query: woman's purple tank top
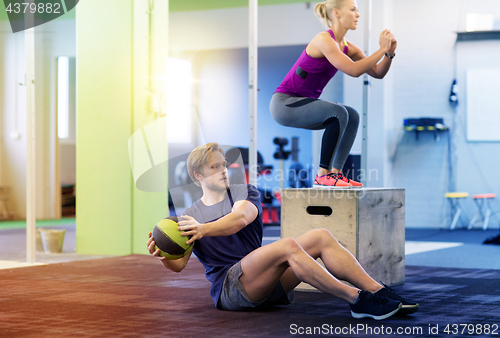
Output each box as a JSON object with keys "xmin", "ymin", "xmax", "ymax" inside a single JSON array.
[{"xmin": 275, "ymin": 30, "xmax": 348, "ymax": 99}]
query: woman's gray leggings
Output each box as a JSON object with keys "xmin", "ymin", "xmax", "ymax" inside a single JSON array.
[{"xmin": 270, "ymin": 92, "xmax": 359, "ymax": 170}]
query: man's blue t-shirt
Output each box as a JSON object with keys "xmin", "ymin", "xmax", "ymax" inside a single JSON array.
[{"xmin": 182, "ymin": 184, "xmax": 263, "ymax": 307}]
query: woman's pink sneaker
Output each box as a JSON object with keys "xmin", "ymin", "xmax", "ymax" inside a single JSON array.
[
  {"xmin": 313, "ymin": 173, "xmax": 352, "ymax": 189},
  {"xmin": 337, "ymin": 173, "xmax": 363, "ymax": 188}
]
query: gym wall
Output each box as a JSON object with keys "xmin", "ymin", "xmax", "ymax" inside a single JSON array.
[{"xmin": 390, "ymin": 0, "xmax": 500, "ymax": 228}]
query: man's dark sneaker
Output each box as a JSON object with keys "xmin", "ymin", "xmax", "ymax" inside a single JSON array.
[
  {"xmin": 375, "ymin": 283, "xmax": 419, "ymax": 315},
  {"xmin": 349, "ymin": 290, "xmax": 402, "ymax": 320}
]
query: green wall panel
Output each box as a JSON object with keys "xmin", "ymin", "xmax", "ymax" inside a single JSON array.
[
  {"xmin": 76, "ymin": 0, "xmax": 134, "ymax": 255},
  {"xmin": 76, "ymin": 0, "xmax": 169, "ymax": 256}
]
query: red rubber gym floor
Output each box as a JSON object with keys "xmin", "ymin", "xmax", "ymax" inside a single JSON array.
[{"xmin": 2, "ymin": 255, "xmax": 500, "ymax": 337}]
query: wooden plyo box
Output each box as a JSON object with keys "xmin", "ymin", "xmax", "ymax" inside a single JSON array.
[{"xmin": 281, "ymin": 188, "xmax": 405, "ymax": 291}]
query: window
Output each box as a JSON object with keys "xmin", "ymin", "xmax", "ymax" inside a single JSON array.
[
  {"xmin": 57, "ymin": 56, "xmax": 69, "ymax": 139},
  {"xmin": 166, "ymin": 58, "xmax": 192, "ymax": 145}
]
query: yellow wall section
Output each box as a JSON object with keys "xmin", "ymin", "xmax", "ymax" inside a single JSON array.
[{"xmin": 76, "ymin": 0, "xmax": 169, "ymax": 255}]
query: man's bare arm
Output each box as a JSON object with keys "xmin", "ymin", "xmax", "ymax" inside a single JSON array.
[{"xmin": 178, "ymin": 200, "xmax": 259, "ymax": 245}]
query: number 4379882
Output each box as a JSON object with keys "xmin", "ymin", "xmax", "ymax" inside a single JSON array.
[
  {"xmin": 444, "ymin": 324, "xmax": 498, "ymax": 335},
  {"xmin": 5, "ymin": 2, "xmax": 61, "ymax": 14}
]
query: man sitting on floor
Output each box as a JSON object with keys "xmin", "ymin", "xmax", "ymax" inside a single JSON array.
[{"xmin": 147, "ymin": 142, "xmax": 418, "ymax": 320}]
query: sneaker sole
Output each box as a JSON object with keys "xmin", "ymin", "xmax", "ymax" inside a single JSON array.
[
  {"xmin": 398, "ymin": 303, "xmax": 419, "ymax": 315},
  {"xmin": 313, "ymin": 184, "xmax": 352, "ymax": 189},
  {"xmin": 351, "ymin": 303, "xmax": 402, "ymax": 320}
]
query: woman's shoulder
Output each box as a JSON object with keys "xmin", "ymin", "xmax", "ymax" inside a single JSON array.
[
  {"xmin": 314, "ymin": 30, "xmax": 335, "ymax": 42},
  {"xmin": 308, "ymin": 31, "xmax": 339, "ymax": 57},
  {"xmin": 312, "ymin": 30, "xmax": 343, "ymax": 49}
]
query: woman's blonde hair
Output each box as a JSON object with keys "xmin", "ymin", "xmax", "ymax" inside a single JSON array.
[
  {"xmin": 187, "ymin": 142, "xmax": 225, "ymax": 186},
  {"xmin": 314, "ymin": 0, "xmax": 347, "ymax": 28}
]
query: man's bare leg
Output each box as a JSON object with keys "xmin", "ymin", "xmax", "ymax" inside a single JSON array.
[
  {"xmin": 239, "ymin": 237, "xmax": 360, "ymax": 304},
  {"xmin": 279, "ymin": 228, "xmax": 382, "ymax": 294}
]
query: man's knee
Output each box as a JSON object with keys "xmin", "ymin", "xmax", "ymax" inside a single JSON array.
[
  {"xmin": 278, "ymin": 237, "xmax": 303, "ymax": 255},
  {"xmin": 308, "ymin": 228, "xmax": 340, "ymax": 246}
]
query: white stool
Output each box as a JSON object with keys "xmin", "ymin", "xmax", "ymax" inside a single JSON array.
[{"xmin": 468, "ymin": 194, "xmax": 498, "ymax": 230}]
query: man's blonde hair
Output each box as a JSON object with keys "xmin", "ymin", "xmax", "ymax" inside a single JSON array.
[{"xmin": 187, "ymin": 142, "xmax": 225, "ymax": 187}]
